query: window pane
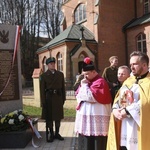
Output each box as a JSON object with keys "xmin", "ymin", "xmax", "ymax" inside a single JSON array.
[
  {"xmin": 74, "ymin": 4, "xmax": 86, "ymax": 23},
  {"xmin": 137, "ymin": 33, "xmax": 146, "ymax": 53},
  {"xmin": 57, "ymin": 53, "xmax": 63, "ymax": 71},
  {"xmin": 142, "ymin": 33, "xmax": 146, "ymax": 39},
  {"xmin": 75, "ymin": 11, "xmax": 78, "ymax": 23},
  {"xmin": 79, "ymin": 5, "xmax": 82, "ymax": 20},
  {"xmin": 83, "ymin": 5, "xmax": 86, "ymax": 19},
  {"xmin": 138, "ymin": 35, "xmax": 141, "ymax": 40},
  {"xmin": 144, "ymin": 0, "xmax": 149, "ymax": 14},
  {"xmin": 137, "ymin": 42, "xmax": 142, "ymax": 51},
  {"xmin": 143, "ymin": 41, "xmax": 147, "ymax": 53},
  {"xmin": 95, "ymin": 0, "xmax": 100, "ymax": 6}
]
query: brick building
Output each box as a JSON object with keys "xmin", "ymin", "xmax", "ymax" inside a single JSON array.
[{"xmin": 37, "ymin": 0, "xmax": 150, "ymax": 89}]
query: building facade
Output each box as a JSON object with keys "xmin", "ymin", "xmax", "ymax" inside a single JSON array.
[{"xmin": 37, "ymin": 0, "xmax": 150, "ymax": 89}]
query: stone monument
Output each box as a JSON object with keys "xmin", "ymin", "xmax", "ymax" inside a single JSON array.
[
  {"xmin": 32, "ymin": 68, "xmax": 43, "ymax": 107},
  {"xmin": 0, "ymin": 24, "xmax": 22, "ymax": 116},
  {"xmin": 0, "ymin": 25, "xmax": 33, "ymax": 149}
]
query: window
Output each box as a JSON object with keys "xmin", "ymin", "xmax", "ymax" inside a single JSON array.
[
  {"xmin": 137, "ymin": 33, "xmax": 147, "ymax": 53},
  {"xmin": 144, "ymin": 0, "xmax": 150, "ymax": 14},
  {"xmin": 94, "ymin": 13, "xmax": 99, "ymax": 24},
  {"xmin": 62, "ymin": 0, "xmax": 68, "ymax": 4},
  {"xmin": 74, "ymin": 4, "xmax": 86, "ymax": 24},
  {"xmin": 43, "ymin": 57, "xmax": 48, "ymax": 72},
  {"xmin": 57, "ymin": 53, "xmax": 63, "ymax": 71},
  {"xmin": 95, "ymin": 0, "xmax": 100, "ymax": 6}
]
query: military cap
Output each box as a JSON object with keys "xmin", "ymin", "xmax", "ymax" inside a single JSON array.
[{"xmin": 46, "ymin": 57, "xmax": 56, "ymax": 65}]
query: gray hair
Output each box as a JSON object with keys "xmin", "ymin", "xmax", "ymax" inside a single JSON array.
[{"xmin": 118, "ymin": 65, "xmax": 130, "ymax": 74}]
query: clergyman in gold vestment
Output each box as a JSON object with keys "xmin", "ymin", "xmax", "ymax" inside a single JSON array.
[{"xmin": 107, "ymin": 51, "xmax": 150, "ymax": 150}]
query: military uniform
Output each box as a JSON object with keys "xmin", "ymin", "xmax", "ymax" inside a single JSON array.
[
  {"xmin": 102, "ymin": 66, "xmax": 118, "ymax": 101},
  {"xmin": 40, "ymin": 57, "xmax": 66, "ymax": 142},
  {"xmin": 40, "ymin": 69, "xmax": 66, "ymax": 120}
]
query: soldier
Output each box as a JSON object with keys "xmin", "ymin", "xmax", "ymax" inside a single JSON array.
[
  {"xmin": 102, "ymin": 56, "xmax": 118, "ymax": 102},
  {"xmin": 40, "ymin": 57, "xmax": 66, "ymax": 142}
]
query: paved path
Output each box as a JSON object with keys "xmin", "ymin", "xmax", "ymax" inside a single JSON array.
[
  {"xmin": 1, "ymin": 121, "xmax": 77, "ymax": 150},
  {"xmin": 0, "ymin": 90, "xmax": 78, "ymax": 150}
]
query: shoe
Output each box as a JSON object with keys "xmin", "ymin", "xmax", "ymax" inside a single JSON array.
[
  {"xmin": 55, "ymin": 133, "xmax": 64, "ymax": 141},
  {"xmin": 47, "ymin": 134, "xmax": 54, "ymax": 142}
]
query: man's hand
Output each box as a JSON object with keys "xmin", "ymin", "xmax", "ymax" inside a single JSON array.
[
  {"xmin": 121, "ymin": 108, "xmax": 128, "ymax": 118},
  {"xmin": 113, "ymin": 83, "xmax": 118, "ymax": 87},
  {"xmin": 112, "ymin": 108, "xmax": 124, "ymax": 120},
  {"xmin": 81, "ymin": 78, "xmax": 89, "ymax": 85}
]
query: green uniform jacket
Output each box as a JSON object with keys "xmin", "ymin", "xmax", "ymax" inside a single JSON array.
[
  {"xmin": 40, "ymin": 69, "xmax": 66, "ymax": 121},
  {"xmin": 102, "ymin": 66, "xmax": 118, "ymax": 88}
]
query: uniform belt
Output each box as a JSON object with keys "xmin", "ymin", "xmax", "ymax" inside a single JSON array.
[{"xmin": 46, "ymin": 89, "xmax": 61, "ymax": 95}]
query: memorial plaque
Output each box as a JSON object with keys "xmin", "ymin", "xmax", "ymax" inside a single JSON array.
[{"xmin": 0, "ymin": 49, "xmax": 19, "ymax": 101}]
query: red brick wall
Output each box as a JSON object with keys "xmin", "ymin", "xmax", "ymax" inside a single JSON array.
[
  {"xmin": 126, "ymin": 24, "xmax": 150, "ymax": 64},
  {"xmin": 97, "ymin": 0, "xmax": 135, "ymax": 74},
  {"xmin": 62, "ymin": 0, "xmax": 135, "ymax": 74},
  {"xmin": 62, "ymin": 0, "xmax": 98, "ymax": 39},
  {"xmin": 136, "ymin": 0, "xmax": 145, "ymax": 17}
]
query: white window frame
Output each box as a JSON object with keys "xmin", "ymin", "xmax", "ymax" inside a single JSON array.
[
  {"xmin": 62, "ymin": 0, "xmax": 68, "ymax": 4},
  {"xmin": 43, "ymin": 57, "xmax": 48, "ymax": 72},
  {"xmin": 144, "ymin": 0, "xmax": 150, "ymax": 14},
  {"xmin": 74, "ymin": 4, "xmax": 86, "ymax": 24},
  {"xmin": 57, "ymin": 53, "xmax": 63, "ymax": 72},
  {"xmin": 137, "ymin": 33, "xmax": 147, "ymax": 53}
]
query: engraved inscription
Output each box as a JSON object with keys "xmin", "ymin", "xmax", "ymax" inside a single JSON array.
[{"xmin": 0, "ymin": 50, "xmax": 19, "ymax": 101}]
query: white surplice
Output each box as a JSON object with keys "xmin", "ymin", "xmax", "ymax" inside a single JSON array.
[
  {"xmin": 113, "ymin": 84, "xmax": 140, "ymax": 150},
  {"xmin": 74, "ymin": 83, "xmax": 111, "ymax": 136}
]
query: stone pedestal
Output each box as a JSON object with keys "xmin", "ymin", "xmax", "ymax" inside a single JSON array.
[
  {"xmin": 32, "ymin": 68, "xmax": 43, "ymax": 107},
  {"xmin": 0, "ymin": 128, "xmax": 32, "ymax": 148}
]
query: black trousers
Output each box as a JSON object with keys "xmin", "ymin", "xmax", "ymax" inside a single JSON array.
[
  {"xmin": 120, "ymin": 146, "xmax": 127, "ymax": 150},
  {"xmin": 78, "ymin": 134, "xmax": 107, "ymax": 150},
  {"xmin": 48, "ymin": 120, "xmax": 60, "ymax": 128}
]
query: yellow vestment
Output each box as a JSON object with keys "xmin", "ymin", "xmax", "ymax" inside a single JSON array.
[{"xmin": 107, "ymin": 73, "xmax": 150, "ymax": 150}]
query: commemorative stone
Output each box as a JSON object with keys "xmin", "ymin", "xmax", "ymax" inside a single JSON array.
[{"xmin": 0, "ymin": 24, "xmax": 22, "ymax": 116}]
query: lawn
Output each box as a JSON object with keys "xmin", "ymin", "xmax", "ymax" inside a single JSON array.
[{"xmin": 23, "ymin": 105, "xmax": 76, "ymax": 118}]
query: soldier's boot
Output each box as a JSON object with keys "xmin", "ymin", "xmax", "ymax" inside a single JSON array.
[
  {"xmin": 55, "ymin": 127, "xmax": 64, "ymax": 141},
  {"xmin": 49, "ymin": 128, "xmax": 54, "ymax": 142}
]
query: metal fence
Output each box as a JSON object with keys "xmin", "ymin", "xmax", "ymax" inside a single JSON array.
[{"xmin": 22, "ymin": 88, "xmax": 75, "ymax": 99}]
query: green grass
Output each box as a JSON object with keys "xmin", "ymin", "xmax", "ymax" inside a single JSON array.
[
  {"xmin": 63, "ymin": 108, "xmax": 76, "ymax": 117},
  {"xmin": 23, "ymin": 105, "xmax": 42, "ymax": 117},
  {"xmin": 23, "ymin": 105, "xmax": 76, "ymax": 118}
]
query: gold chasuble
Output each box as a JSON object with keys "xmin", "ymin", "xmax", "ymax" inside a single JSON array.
[{"xmin": 107, "ymin": 73, "xmax": 150, "ymax": 150}]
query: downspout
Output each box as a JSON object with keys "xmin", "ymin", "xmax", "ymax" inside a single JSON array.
[
  {"xmin": 134, "ymin": 0, "xmax": 137, "ymax": 18},
  {"xmin": 47, "ymin": 46, "xmax": 52, "ymax": 57},
  {"xmin": 69, "ymin": 54, "xmax": 73, "ymax": 90},
  {"xmin": 124, "ymin": 32, "xmax": 128, "ymax": 66}
]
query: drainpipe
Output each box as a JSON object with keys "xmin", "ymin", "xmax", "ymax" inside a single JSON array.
[
  {"xmin": 124, "ymin": 32, "xmax": 129, "ymax": 66},
  {"xmin": 134, "ymin": 0, "xmax": 137, "ymax": 18},
  {"xmin": 70, "ymin": 54, "xmax": 73, "ymax": 90},
  {"xmin": 47, "ymin": 46, "xmax": 52, "ymax": 57}
]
